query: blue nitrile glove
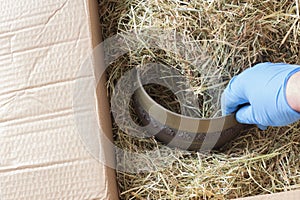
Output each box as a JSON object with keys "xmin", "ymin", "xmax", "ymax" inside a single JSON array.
[{"xmin": 221, "ymin": 62, "xmax": 300, "ymax": 130}]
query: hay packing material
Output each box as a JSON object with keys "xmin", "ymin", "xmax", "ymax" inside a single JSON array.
[{"xmin": 99, "ymin": 0, "xmax": 300, "ymax": 199}]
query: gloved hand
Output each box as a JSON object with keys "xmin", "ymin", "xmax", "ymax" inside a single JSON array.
[{"xmin": 221, "ymin": 62, "xmax": 300, "ymax": 130}]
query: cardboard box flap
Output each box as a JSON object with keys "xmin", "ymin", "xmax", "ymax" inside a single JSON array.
[
  {"xmin": 238, "ymin": 190, "xmax": 300, "ymax": 200},
  {"xmin": 0, "ymin": 0, "xmax": 118, "ymax": 199}
]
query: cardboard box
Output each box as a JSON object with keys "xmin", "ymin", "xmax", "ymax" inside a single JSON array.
[
  {"xmin": 0, "ymin": 0, "xmax": 118, "ymax": 199},
  {"xmin": 0, "ymin": 0, "xmax": 298, "ymax": 199}
]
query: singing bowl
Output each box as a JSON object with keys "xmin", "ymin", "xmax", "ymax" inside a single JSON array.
[{"xmin": 132, "ymin": 71, "xmax": 253, "ymax": 151}]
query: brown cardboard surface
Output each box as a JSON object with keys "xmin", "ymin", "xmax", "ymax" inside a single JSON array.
[
  {"xmin": 238, "ymin": 190, "xmax": 300, "ymax": 200},
  {"xmin": 0, "ymin": 0, "xmax": 118, "ymax": 199}
]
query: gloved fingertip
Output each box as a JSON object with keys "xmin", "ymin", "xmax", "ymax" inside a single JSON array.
[
  {"xmin": 221, "ymin": 90, "xmax": 240, "ymax": 116},
  {"xmin": 236, "ymin": 106, "xmax": 268, "ymax": 130},
  {"xmin": 257, "ymin": 124, "xmax": 268, "ymax": 131},
  {"xmin": 235, "ymin": 105, "xmax": 253, "ymax": 124},
  {"xmin": 221, "ymin": 92, "xmax": 231, "ymax": 116}
]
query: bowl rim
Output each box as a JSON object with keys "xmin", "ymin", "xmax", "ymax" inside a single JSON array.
[{"xmin": 135, "ymin": 68, "xmax": 239, "ymax": 134}]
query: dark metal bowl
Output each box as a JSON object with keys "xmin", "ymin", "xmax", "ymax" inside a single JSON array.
[{"xmin": 132, "ymin": 67, "xmax": 253, "ymax": 151}]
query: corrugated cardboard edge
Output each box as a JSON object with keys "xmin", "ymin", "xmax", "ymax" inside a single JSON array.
[
  {"xmin": 237, "ymin": 190, "xmax": 300, "ymax": 200},
  {"xmin": 86, "ymin": 0, "xmax": 119, "ymax": 199}
]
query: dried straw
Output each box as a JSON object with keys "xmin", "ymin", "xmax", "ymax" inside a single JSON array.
[{"xmin": 99, "ymin": 0, "xmax": 300, "ymax": 199}]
